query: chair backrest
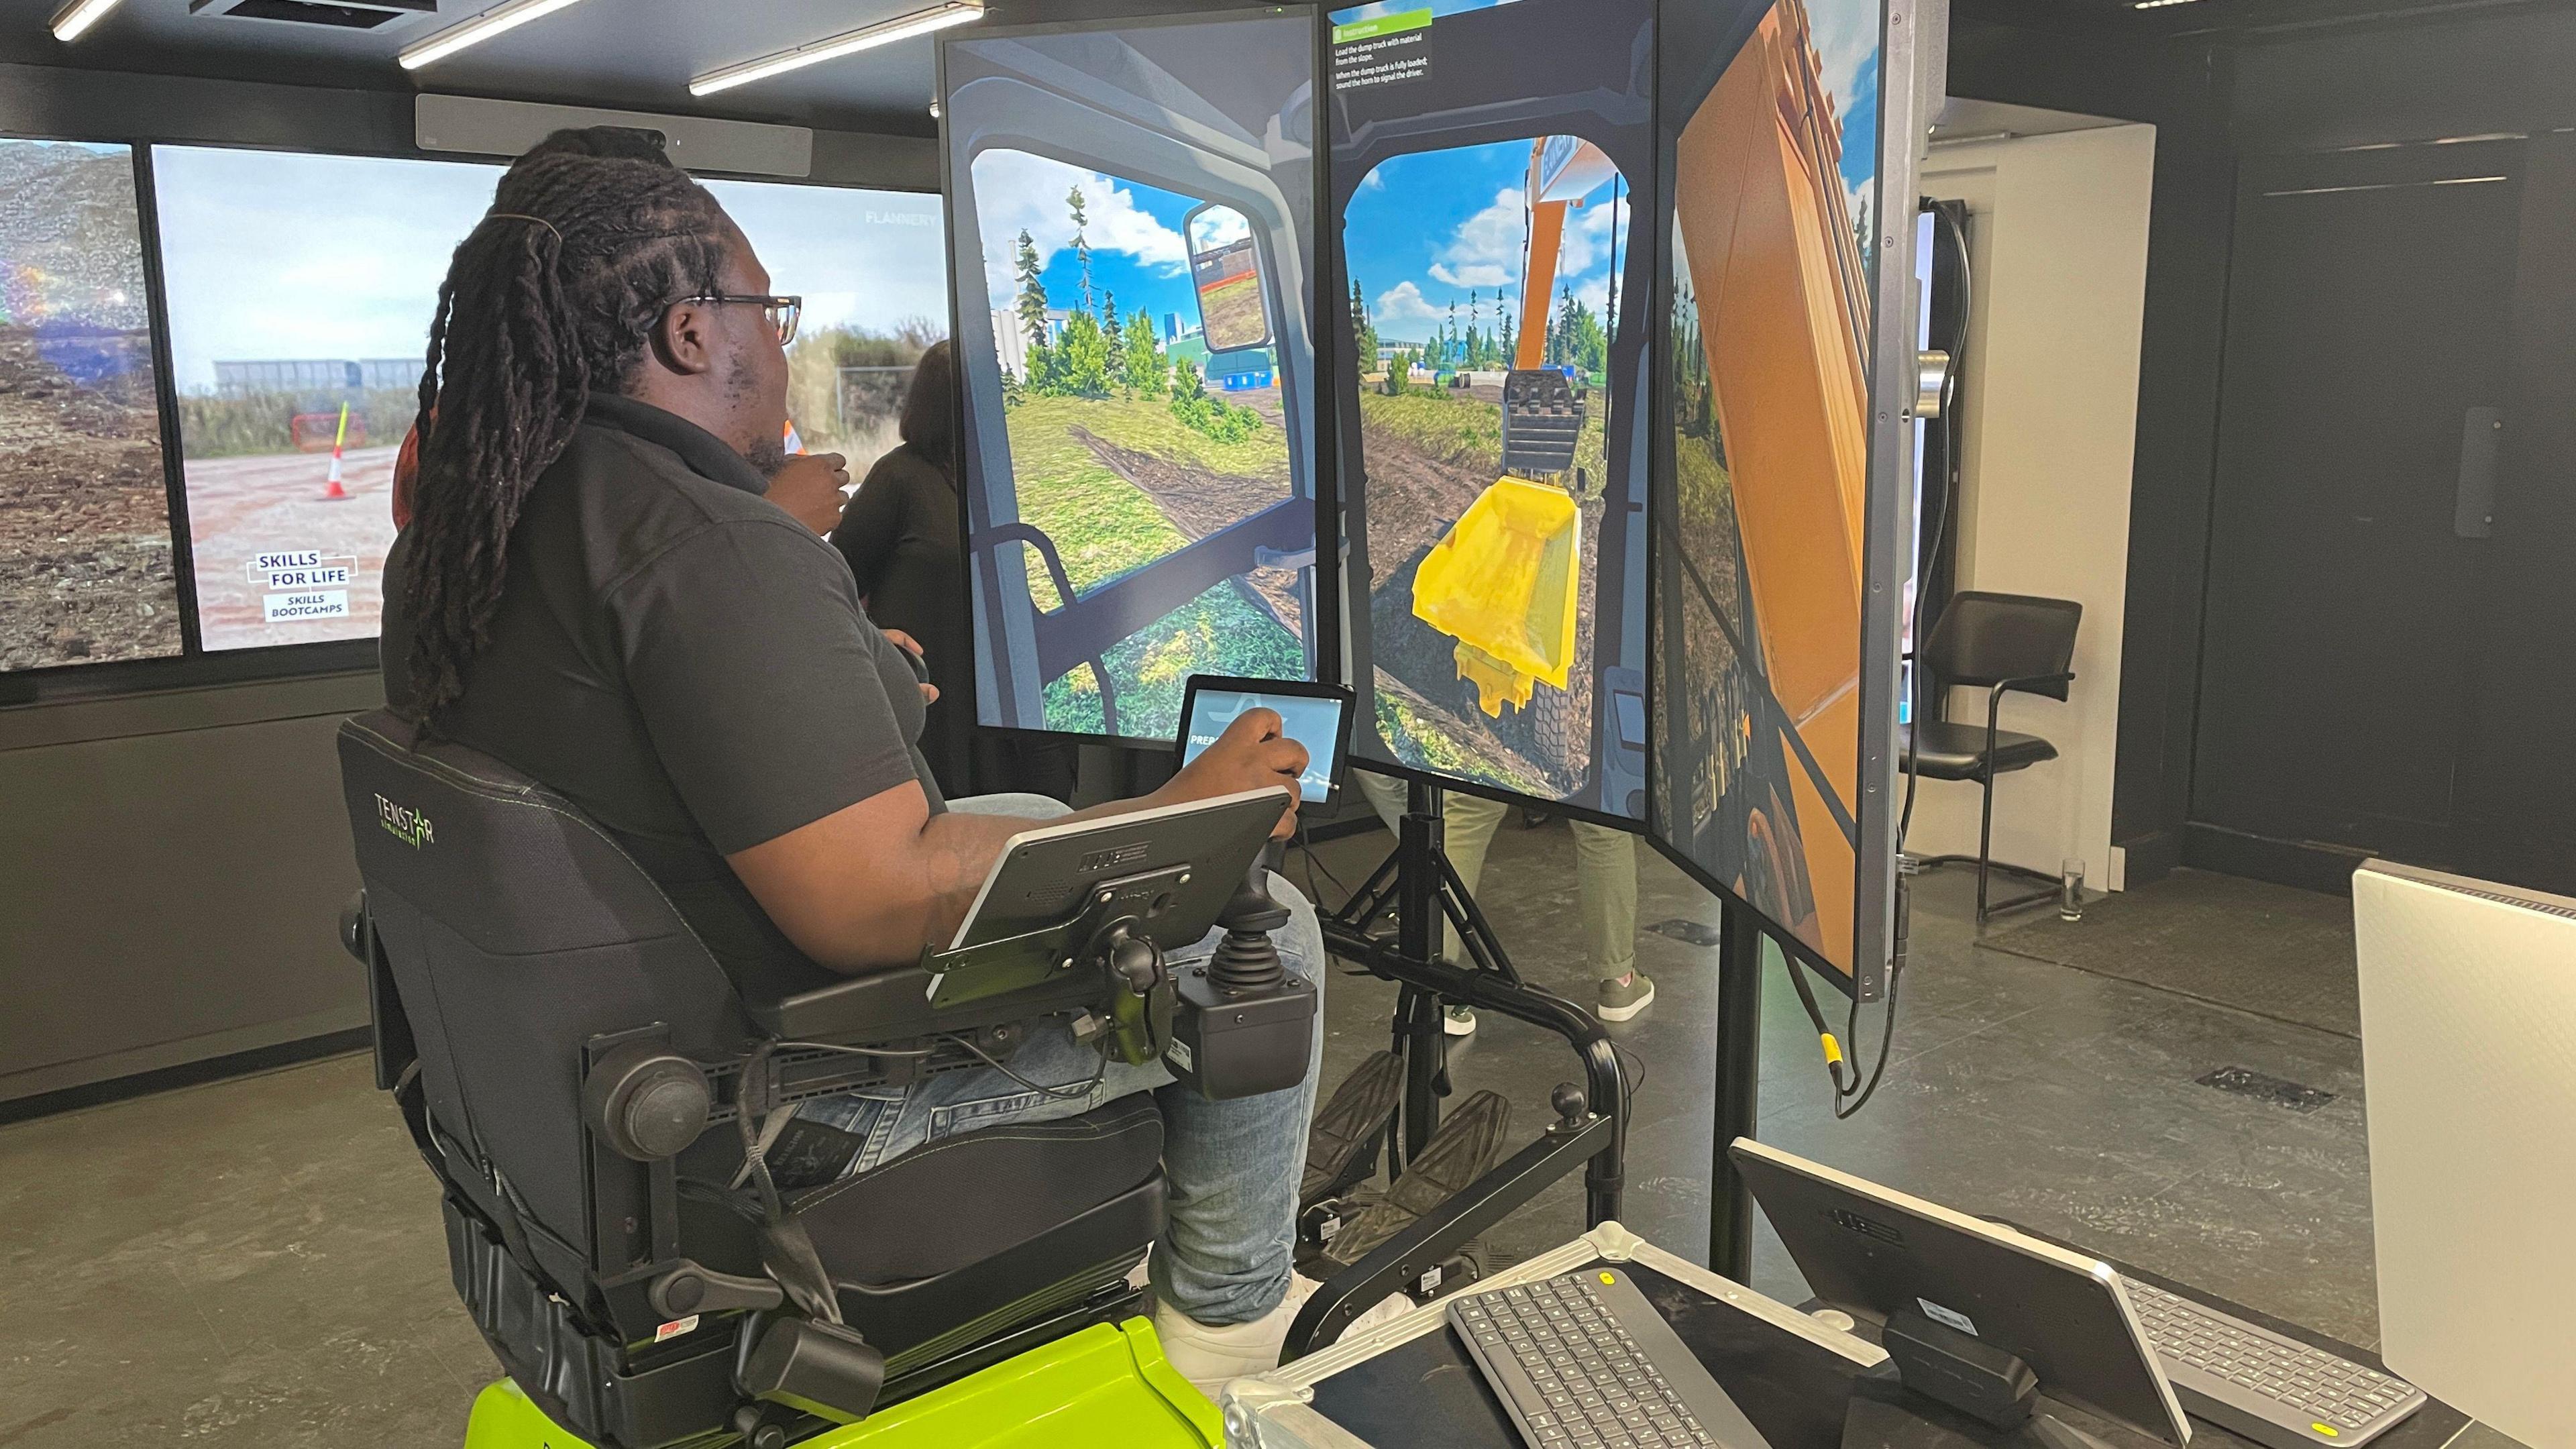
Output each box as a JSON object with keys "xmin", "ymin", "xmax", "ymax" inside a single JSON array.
[
  {"xmin": 1921, "ymin": 592, "xmax": 2082, "ymax": 700},
  {"xmin": 337, "ymin": 709, "xmax": 757, "ymax": 1288}
]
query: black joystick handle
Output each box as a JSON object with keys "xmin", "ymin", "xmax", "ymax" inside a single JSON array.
[{"xmin": 1207, "ymin": 861, "xmax": 1290, "ymax": 994}]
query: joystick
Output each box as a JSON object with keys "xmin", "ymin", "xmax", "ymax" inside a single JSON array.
[{"xmin": 1164, "ymin": 861, "xmax": 1320, "ymax": 1100}]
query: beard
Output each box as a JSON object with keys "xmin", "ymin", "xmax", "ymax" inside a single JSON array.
[{"xmin": 727, "ymin": 353, "xmax": 789, "ymax": 476}]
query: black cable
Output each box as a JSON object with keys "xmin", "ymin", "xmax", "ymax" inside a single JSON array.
[
  {"xmin": 775, "ymin": 1040, "xmax": 941, "ymax": 1059},
  {"xmin": 1833, "ymin": 951, "xmax": 1905, "ymax": 1120},
  {"xmin": 1900, "ymin": 202, "xmax": 1973, "ymax": 852},
  {"xmin": 943, "ymin": 1029, "xmax": 1111, "ymax": 1102}
]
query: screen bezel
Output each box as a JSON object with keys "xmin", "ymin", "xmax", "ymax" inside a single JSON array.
[
  {"xmin": 938, "ymin": 5, "xmax": 1339, "ymax": 753},
  {"xmin": 1175, "ymin": 674, "xmax": 1356, "ymax": 805}
]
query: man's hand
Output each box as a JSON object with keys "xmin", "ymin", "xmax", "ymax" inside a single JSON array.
[
  {"xmin": 765, "ymin": 451, "xmax": 851, "ymax": 535},
  {"xmin": 881, "ymin": 629, "xmax": 937, "ymax": 706},
  {"xmin": 1157, "ymin": 707, "xmax": 1307, "ymax": 838}
]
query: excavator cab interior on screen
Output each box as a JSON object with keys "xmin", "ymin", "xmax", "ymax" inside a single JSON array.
[
  {"xmin": 1330, "ymin": 0, "xmax": 1657, "ymax": 822},
  {"xmin": 947, "ymin": 12, "xmax": 1326, "ymax": 744}
]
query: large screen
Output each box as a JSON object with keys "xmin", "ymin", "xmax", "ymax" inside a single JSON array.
[
  {"xmin": 0, "ymin": 138, "xmax": 182, "ymax": 674},
  {"xmin": 947, "ymin": 10, "xmax": 1327, "ymax": 744},
  {"xmin": 154, "ymin": 147, "xmax": 496, "ymax": 653},
  {"xmin": 1650, "ymin": 0, "xmax": 1904, "ymax": 991},
  {"xmin": 154, "ymin": 146, "xmax": 948, "ymax": 653},
  {"xmin": 1329, "ymin": 0, "xmax": 1656, "ymax": 821}
]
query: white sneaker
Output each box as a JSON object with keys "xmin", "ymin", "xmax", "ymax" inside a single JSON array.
[{"xmin": 1155, "ymin": 1271, "xmax": 1415, "ymax": 1399}]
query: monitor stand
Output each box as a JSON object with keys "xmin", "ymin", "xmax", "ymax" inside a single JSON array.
[{"xmin": 1841, "ymin": 1366, "xmax": 2138, "ymax": 1449}]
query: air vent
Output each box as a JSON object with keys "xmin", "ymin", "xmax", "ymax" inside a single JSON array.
[{"xmin": 189, "ymin": 0, "xmax": 434, "ymax": 28}]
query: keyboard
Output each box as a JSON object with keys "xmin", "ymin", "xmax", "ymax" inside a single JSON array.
[
  {"xmin": 2125, "ymin": 1279, "xmax": 2426, "ymax": 1448},
  {"xmin": 1449, "ymin": 1267, "xmax": 1768, "ymax": 1448}
]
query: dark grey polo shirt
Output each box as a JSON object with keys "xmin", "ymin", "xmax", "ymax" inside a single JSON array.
[{"xmin": 381, "ymin": 394, "xmax": 941, "ymax": 1004}]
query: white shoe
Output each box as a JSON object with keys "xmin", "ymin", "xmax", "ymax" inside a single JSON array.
[{"xmin": 1155, "ymin": 1271, "xmax": 1415, "ymax": 1399}]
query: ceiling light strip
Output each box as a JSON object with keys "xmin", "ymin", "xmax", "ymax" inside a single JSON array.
[
  {"xmin": 690, "ymin": 1, "xmax": 983, "ymax": 97},
  {"xmin": 399, "ymin": 0, "xmax": 593, "ymax": 71},
  {"xmin": 50, "ymin": 0, "xmax": 127, "ymax": 42}
]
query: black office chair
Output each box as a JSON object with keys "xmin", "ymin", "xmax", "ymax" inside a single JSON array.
[
  {"xmin": 335, "ymin": 710, "xmax": 1177, "ymax": 1448},
  {"xmin": 1899, "ymin": 591, "xmax": 2081, "ymax": 926}
]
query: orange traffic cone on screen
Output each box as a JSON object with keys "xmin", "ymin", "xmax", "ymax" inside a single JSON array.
[{"xmin": 322, "ymin": 401, "xmax": 352, "ymax": 502}]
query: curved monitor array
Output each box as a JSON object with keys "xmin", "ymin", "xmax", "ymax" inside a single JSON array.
[
  {"xmin": 0, "ymin": 137, "xmax": 949, "ymax": 670},
  {"xmin": 946, "ymin": 0, "xmax": 1919, "ymax": 995}
]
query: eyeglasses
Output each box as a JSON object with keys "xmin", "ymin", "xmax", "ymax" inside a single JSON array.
[{"xmin": 678, "ymin": 292, "xmax": 803, "ymax": 345}]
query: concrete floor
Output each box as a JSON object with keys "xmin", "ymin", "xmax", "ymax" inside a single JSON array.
[{"xmin": 0, "ymin": 816, "xmax": 2518, "ymax": 1447}]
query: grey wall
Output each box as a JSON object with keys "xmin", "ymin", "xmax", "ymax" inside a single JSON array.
[
  {"xmin": 0, "ymin": 62, "xmax": 934, "ymax": 1106},
  {"xmin": 0, "ymin": 674, "xmax": 381, "ymax": 1103}
]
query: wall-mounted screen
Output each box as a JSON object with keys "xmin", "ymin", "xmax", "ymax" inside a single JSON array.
[
  {"xmin": 154, "ymin": 146, "xmax": 494, "ymax": 653},
  {"xmin": 1650, "ymin": 0, "xmax": 1902, "ymax": 994},
  {"xmin": 947, "ymin": 9, "xmax": 1326, "ymax": 745},
  {"xmin": 0, "ymin": 138, "xmax": 182, "ymax": 673},
  {"xmin": 1329, "ymin": 0, "xmax": 1656, "ymax": 821},
  {"xmin": 154, "ymin": 144, "xmax": 949, "ymax": 655}
]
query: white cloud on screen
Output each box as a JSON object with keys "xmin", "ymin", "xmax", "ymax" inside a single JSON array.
[
  {"xmin": 1430, "ymin": 262, "xmax": 1513, "ymax": 289},
  {"xmin": 702, "ymin": 179, "xmax": 948, "ymax": 338},
  {"xmin": 971, "ymin": 150, "xmax": 1189, "ymax": 301},
  {"xmin": 152, "ymin": 148, "xmax": 500, "ymax": 392},
  {"xmin": 1806, "ymin": 0, "xmax": 1879, "ymax": 145},
  {"xmin": 1188, "ymin": 206, "xmax": 1252, "ymax": 251},
  {"xmin": 1443, "ymin": 186, "xmax": 1529, "ymax": 276},
  {"xmin": 1373, "ymin": 280, "xmax": 1442, "ymax": 331}
]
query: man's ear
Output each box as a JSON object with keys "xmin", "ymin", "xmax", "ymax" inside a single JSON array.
[{"xmin": 649, "ymin": 298, "xmax": 716, "ymax": 378}]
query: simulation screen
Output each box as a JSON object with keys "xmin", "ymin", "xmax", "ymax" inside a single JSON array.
[
  {"xmin": 0, "ymin": 139, "xmax": 182, "ymax": 674},
  {"xmin": 154, "ymin": 146, "xmax": 949, "ymax": 653},
  {"xmin": 1330, "ymin": 0, "xmax": 1656, "ymax": 821},
  {"xmin": 1652, "ymin": 0, "xmax": 1892, "ymax": 985},
  {"xmin": 154, "ymin": 146, "xmax": 498, "ymax": 653},
  {"xmin": 1181, "ymin": 688, "xmax": 1350, "ymax": 802},
  {"xmin": 947, "ymin": 11, "xmax": 1326, "ymax": 745}
]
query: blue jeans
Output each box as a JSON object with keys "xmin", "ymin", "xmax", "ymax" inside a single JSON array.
[{"xmin": 790, "ymin": 793, "xmax": 1323, "ymax": 1326}]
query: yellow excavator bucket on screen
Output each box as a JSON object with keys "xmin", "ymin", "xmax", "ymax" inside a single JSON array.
[{"xmin": 1411, "ymin": 474, "xmax": 1582, "ymax": 717}]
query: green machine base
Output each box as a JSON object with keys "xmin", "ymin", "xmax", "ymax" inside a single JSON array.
[{"xmin": 461, "ymin": 1319, "xmax": 1221, "ymax": 1449}]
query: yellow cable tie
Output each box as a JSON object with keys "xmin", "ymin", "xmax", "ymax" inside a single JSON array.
[{"xmin": 1820, "ymin": 1034, "xmax": 1845, "ymax": 1069}]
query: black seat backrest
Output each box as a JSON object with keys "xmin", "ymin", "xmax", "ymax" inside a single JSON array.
[
  {"xmin": 1922, "ymin": 592, "xmax": 2082, "ymax": 700},
  {"xmin": 337, "ymin": 709, "xmax": 757, "ymax": 1287}
]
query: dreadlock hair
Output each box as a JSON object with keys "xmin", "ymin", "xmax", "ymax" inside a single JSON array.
[{"xmin": 400, "ymin": 152, "xmax": 731, "ymax": 721}]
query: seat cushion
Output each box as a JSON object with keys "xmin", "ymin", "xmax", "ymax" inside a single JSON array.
[
  {"xmin": 1901, "ymin": 721, "xmax": 2058, "ymax": 782},
  {"xmin": 791, "ymin": 1093, "xmax": 1165, "ymax": 1285}
]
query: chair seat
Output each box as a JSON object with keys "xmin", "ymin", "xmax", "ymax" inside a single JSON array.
[{"xmin": 1901, "ymin": 720, "xmax": 2059, "ymax": 781}]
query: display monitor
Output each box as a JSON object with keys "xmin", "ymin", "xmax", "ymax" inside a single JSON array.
[
  {"xmin": 1650, "ymin": 0, "xmax": 1914, "ymax": 995},
  {"xmin": 1177, "ymin": 676, "xmax": 1354, "ymax": 803},
  {"xmin": 946, "ymin": 9, "xmax": 1328, "ymax": 745},
  {"xmin": 0, "ymin": 138, "xmax": 182, "ymax": 673},
  {"xmin": 1328, "ymin": 0, "xmax": 1656, "ymax": 822},
  {"xmin": 154, "ymin": 145, "xmax": 948, "ymax": 654}
]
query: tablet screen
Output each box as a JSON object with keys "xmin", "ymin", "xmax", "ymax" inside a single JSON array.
[{"xmin": 1181, "ymin": 686, "xmax": 1348, "ymax": 802}]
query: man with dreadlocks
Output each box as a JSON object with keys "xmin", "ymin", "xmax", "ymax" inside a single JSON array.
[{"xmin": 380, "ymin": 131, "xmax": 1388, "ymax": 1396}]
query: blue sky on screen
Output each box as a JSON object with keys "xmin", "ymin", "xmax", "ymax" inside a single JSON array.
[
  {"xmin": 152, "ymin": 148, "xmax": 499, "ymax": 392},
  {"xmin": 152, "ymin": 148, "xmax": 951, "ymax": 392},
  {"xmin": 1343, "ymin": 140, "xmax": 1629, "ymax": 349},
  {"xmin": 970, "ymin": 150, "xmax": 1206, "ymax": 335}
]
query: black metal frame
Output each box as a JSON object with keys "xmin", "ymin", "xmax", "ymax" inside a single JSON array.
[
  {"xmin": 1290, "ymin": 778, "xmax": 1639, "ymax": 1354},
  {"xmin": 1911, "ymin": 668, "xmax": 2078, "ymax": 926}
]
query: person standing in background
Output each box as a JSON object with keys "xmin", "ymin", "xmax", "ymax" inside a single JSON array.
[
  {"xmin": 834, "ymin": 341, "xmax": 1073, "ymax": 802},
  {"xmin": 1355, "ymin": 773, "xmax": 1654, "ymax": 1030}
]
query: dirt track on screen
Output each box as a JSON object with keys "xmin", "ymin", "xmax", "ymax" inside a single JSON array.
[
  {"xmin": 182, "ymin": 445, "xmax": 400, "ymax": 651},
  {"xmin": 0, "ymin": 325, "xmax": 182, "ymax": 672}
]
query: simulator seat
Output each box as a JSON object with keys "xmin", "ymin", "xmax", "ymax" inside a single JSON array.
[{"xmin": 335, "ymin": 710, "xmax": 1173, "ymax": 1449}]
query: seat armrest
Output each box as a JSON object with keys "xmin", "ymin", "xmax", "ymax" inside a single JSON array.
[{"xmin": 757, "ymin": 967, "xmax": 1110, "ymax": 1045}]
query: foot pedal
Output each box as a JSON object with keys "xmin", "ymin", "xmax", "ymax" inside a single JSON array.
[
  {"xmin": 1322, "ymin": 1089, "xmax": 1513, "ymax": 1271},
  {"xmin": 1301, "ymin": 1051, "xmax": 1403, "ymax": 1210}
]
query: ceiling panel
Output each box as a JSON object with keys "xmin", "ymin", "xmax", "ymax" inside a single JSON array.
[{"xmin": 0, "ymin": 0, "xmax": 946, "ymax": 134}]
